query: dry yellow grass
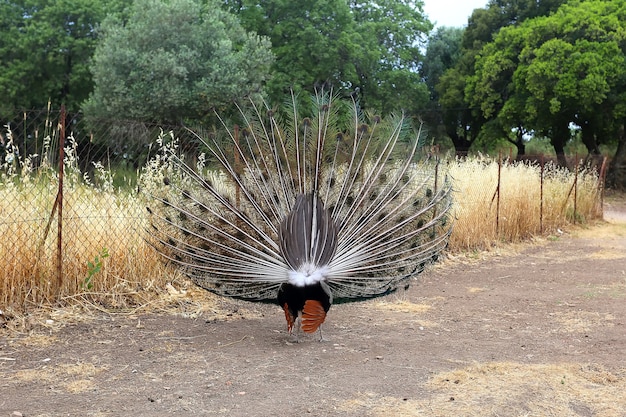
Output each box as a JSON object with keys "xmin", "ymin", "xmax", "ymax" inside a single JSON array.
[
  {"xmin": 0, "ymin": 146, "xmax": 603, "ymax": 311},
  {"xmin": 447, "ymin": 156, "xmax": 602, "ymax": 251},
  {"xmin": 341, "ymin": 362, "xmax": 626, "ymax": 417},
  {"xmin": 13, "ymin": 362, "xmax": 106, "ymax": 394}
]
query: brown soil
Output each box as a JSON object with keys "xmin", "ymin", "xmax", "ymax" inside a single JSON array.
[{"xmin": 1, "ymin": 196, "xmax": 625, "ymax": 417}]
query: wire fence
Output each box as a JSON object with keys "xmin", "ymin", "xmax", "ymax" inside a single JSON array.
[{"xmin": 0, "ymin": 107, "xmax": 607, "ymax": 307}]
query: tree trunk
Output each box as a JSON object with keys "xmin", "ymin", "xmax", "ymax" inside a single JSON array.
[
  {"xmin": 448, "ymin": 131, "xmax": 472, "ymax": 157},
  {"xmin": 607, "ymin": 123, "xmax": 626, "ymax": 190},
  {"xmin": 551, "ymin": 122, "xmax": 569, "ymax": 167},
  {"xmin": 511, "ymin": 127, "xmax": 526, "ymax": 157},
  {"xmin": 581, "ymin": 122, "xmax": 601, "ymax": 155}
]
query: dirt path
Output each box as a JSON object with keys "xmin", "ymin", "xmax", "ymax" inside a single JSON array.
[{"xmin": 1, "ymin": 202, "xmax": 625, "ymax": 417}]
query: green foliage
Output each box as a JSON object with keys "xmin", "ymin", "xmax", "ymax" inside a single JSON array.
[
  {"xmin": 83, "ymin": 0, "xmax": 274, "ymax": 123},
  {"xmin": 225, "ymin": 0, "xmax": 432, "ymax": 115},
  {"xmin": 83, "ymin": 247, "xmax": 110, "ymax": 290},
  {"xmin": 468, "ymin": 0, "xmax": 626, "ymax": 164},
  {"xmin": 433, "ymin": 0, "xmax": 564, "ymax": 155},
  {"xmin": 422, "ymin": 27, "xmax": 464, "ymax": 101},
  {"xmin": 0, "ymin": 0, "xmax": 124, "ymax": 115},
  {"xmin": 350, "ymin": 0, "xmax": 432, "ymax": 115}
]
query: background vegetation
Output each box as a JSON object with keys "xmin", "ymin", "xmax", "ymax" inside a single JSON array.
[{"xmin": 1, "ymin": 0, "xmax": 626, "ymax": 189}]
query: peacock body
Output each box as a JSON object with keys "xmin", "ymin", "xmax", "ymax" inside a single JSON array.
[{"xmin": 144, "ymin": 92, "xmax": 452, "ymax": 339}]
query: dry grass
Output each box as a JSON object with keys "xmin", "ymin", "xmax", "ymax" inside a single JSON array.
[
  {"xmin": 0, "ymin": 176, "xmax": 178, "ymax": 308},
  {"xmin": 13, "ymin": 362, "xmax": 106, "ymax": 394},
  {"xmin": 341, "ymin": 362, "xmax": 626, "ymax": 417},
  {"xmin": 0, "ymin": 140, "xmax": 604, "ymax": 314},
  {"xmin": 447, "ymin": 155, "xmax": 602, "ymax": 251}
]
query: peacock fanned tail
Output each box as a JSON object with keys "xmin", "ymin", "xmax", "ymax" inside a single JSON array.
[{"xmin": 143, "ymin": 90, "xmax": 453, "ymax": 335}]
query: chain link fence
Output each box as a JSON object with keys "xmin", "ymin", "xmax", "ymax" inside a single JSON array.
[{"xmin": 0, "ymin": 107, "xmax": 607, "ymax": 308}]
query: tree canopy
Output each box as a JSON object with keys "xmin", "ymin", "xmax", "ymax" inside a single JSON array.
[
  {"xmin": 467, "ymin": 0, "xmax": 626, "ymax": 170},
  {"xmin": 224, "ymin": 0, "xmax": 432, "ymax": 115},
  {"xmin": 83, "ymin": 0, "xmax": 274, "ymax": 123},
  {"xmin": 432, "ymin": 0, "xmax": 565, "ymax": 155},
  {"xmin": 0, "ymin": 0, "xmax": 125, "ymax": 115}
]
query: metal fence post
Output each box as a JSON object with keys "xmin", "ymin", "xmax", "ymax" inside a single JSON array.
[
  {"xmin": 539, "ymin": 154, "xmax": 545, "ymax": 234},
  {"xmin": 496, "ymin": 152, "xmax": 502, "ymax": 235},
  {"xmin": 56, "ymin": 105, "xmax": 65, "ymax": 296}
]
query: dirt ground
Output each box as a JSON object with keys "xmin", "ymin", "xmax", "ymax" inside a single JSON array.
[{"xmin": 1, "ymin": 196, "xmax": 625, "ymax": 417}]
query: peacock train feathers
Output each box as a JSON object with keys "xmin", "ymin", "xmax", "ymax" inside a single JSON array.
[{"xmin": 143, "ymin": 91, "xmax": 453, "ymax": 338}]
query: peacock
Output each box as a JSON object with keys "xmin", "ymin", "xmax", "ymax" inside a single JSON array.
[{"xmin": 143, "ymin": 91, "xmax": 453, "ymax": 340}]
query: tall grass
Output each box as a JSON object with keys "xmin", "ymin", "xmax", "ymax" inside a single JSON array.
[
  {"xmin": 0, "ymin": 136, "xmax": 603, "ymax": 310},
  {"xmin": 447, "ymin": 155, "xmax": 602, "ymax": 251},
  {"xmin": 0, "ymin": 130, "xmax": 175, "ymax": 310}
]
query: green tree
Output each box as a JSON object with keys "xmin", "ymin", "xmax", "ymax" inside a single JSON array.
[
  {"xmin": 350, "ymin": 0, "xmax": 432, "ymax": 115},
  {"xmin": 420, "ymin": 27, "xmax": 464, "ymax": 148},
  {"xmin": 434, "ymin": 0, "xmax": 564, "ymax": 155},
  {"xmin": 84, "ymin": 0, "xmax": 274, "ymax": 123},
  {"xmin": 225, "ymin": 0, "xmax": 432, "ymax": 115},
  {"xmin": 422, "ymin": 27, "xmax": 463, "ymax": 101},
  {"xmin": 0, "ymin": 0, "xmax": 123, "ymax": 115},
  {"xmin": 225, "ymin": 0, "xmax": 358, "ymax": 102},
  {"xmin": 469, "ymin": 0, "xmax": 626, "ymax": 170}
]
